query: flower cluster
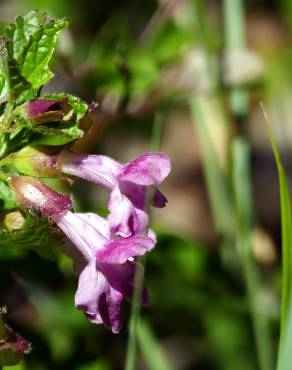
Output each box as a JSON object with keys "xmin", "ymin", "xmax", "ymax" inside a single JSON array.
[{"xmin": 9, "ymin": 108, "xmax": 171, "ymax": 332}]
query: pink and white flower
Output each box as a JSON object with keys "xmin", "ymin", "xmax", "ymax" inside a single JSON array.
[
  {"xmin": 56, "ymin": 151, "xmax": 171, "ymax": 237},
  {"xmin": 51, "ymin": 211, "xmax": 156, "ymax": 333}
]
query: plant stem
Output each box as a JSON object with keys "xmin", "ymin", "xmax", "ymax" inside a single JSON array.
[
  {"xmin": 151, "ymin": 112, "xmax": 165, "ymax": 151},
  {"xmin": 232, "ymin": 139, "xmax": 273, "ymax": 370},
  {"xmin": 224, "ymin": 1, "xmax": 273, "ymax": 368},
  {"xmin": 0, "ymin": 318, "xmax": 4, "ymax": 340},
  {"xmin": 124, "ymin": 263, "xmax": 144, "ymax": 370},
  {"xmin": 223, "ymin": 0, "xmax": 249, "ymax": 116},
  {"xmin": 124, "ymin": 111, "xmax": 166, "ymax": 370}
]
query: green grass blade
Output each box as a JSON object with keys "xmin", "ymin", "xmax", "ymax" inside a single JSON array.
[
  {"xmin": 223, "ymin": 0, "xmax": 249, "ymax": 116},
  {"xmin": 261, "ymin": 105, "xmax": 292, "ymax": 368},
  {"xmin": 231, "ymin": 138, "xmax": 273, "ymax": 370},
  {"xmin": 190, "ymin": 95, "xmax": 234, "ymax": 236},
  {"xmin": 277, "ymin": 296, "xmax": 292, "ymax": 370},
  {"xmin": 137, "ymin": 320, "xmax": 174, "ymax": 370}
]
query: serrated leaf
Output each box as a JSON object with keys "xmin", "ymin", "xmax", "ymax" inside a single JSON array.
[
  {"xmin": 0, "ymin": 214, "xmax": 59, "ymax": 259},
  {"xmin": 5, "ymin": 11, "xmax": 46, "ymax": 60},
  {"xmin": 19, "ymin": 18, "xmax": 68, "ymax": 88},
  {"xmin": 0, "ymin": 39, "xmax": 31, "ymax": 102}
]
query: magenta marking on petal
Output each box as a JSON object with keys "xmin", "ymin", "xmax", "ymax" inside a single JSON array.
[
  {"xmin": 88, "ymin": 101, "xmax": 98, "ymax": 112},
  {"xmin": 25, "ymin": 99, "xmax": 62, "ymax": 117},
  {"xmin": 96, "ymin": 235, "xmax": 156, "ymax": 264},
  {"xmin": 119, "ymin": 152, "xmax": 171, "ymax": 185},
  {"xmin": 98, "ymin": 286, "xmax": 123, "ymax": 334},
  {"xmin": 42, "ymin": 193, "xmax": 72, "ymax": 216}
]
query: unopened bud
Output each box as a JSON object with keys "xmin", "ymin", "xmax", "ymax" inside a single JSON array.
[
  {"xmin": 22, "ymin": 97, "xmax": 74, "ymax": 125},
  {"xmin": 0, "ymin": 317, "xmax": 31, "ymax": 366},
  {"xmin": 3, "ymin": 210, "xmax": 25, "ymax": 231},
  {"xmin": 10, "ymin": 176, "xmax": 72, "ymax": 216}
]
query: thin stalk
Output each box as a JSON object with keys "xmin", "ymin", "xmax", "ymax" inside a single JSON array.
[
  {"xmin": 0, "ymin": 310, "xmax": 5, "ymax": 370},
  {"xmin": 232, "ymin": 139, "xmax": 273, "ymax": 370},
  {"xmin": 124, "ymin": 112, "xmax": 166, "ymax": 370},
  {"xmin": 0, "ymin": 313, "xmax": 5, "ymax": 339},
  {"xmin": 124, "ymin": 264, "xmax": 144, "ymax": 370},
  {"xmin": 224, "ymin": 1, "xmax": 273, "ymax": 368},
  {"xmin": 151, "ymin": 112, "xmax": 165, "ymax": 151},
  {"xmin": 223, "ymin": 0, "xmax": 248, "ymax": 116}
]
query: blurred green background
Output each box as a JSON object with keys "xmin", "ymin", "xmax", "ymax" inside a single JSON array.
[{"xmin": 1, "ymin": 0, "xmax": 292, "ymax": 369}]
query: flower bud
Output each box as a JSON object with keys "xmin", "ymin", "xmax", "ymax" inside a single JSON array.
[
  {"xmin": 0, "ymin": 309, "xmax": 31, "ymax": 366},
  {"xmin": 22, "ymin": 97, "xmax": 74, "ymax": 125},
  {"xmin": 3, "ymin": 210, "xmax": 25, "ymax": 231},
  {"xmin": 10, "ymin": 176, "xmax": 72, "ymax": 216},
  {"xmin": 4, "ymin": 146, "xmax": 60, "ymax": 177}
]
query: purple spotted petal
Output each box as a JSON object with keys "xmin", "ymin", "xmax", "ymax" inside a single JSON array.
[
  {"xmin": 119, "ymin": 152, "xmax": 171, "ymax": 185},
  {"xmin": 96, "ymin": 234, "xmax": 155, "ymax": 264},
  {"xmin": 97, "ymin": 261, "xmax": 149, "ymax": 305},
  {"xmin": 10, "ymin": 176, "xmax": 72, "ymax": 216},
  {"xmin": 75, "ymin": 260, "xmax": 124, "ymax": 333},
  {"xmin": 57, "ymin": 151, "xmax": 122, "ymax": 189}
]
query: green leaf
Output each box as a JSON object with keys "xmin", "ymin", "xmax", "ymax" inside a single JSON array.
[
  {"xmin": 0, "ymin": 214, "xmax": 58, "ymax": 260},
  {"xmin": 5, "ymin": 10, "xmax": 46, "ymax": 60},
  {"xmin": 18, "ymin": 18, "xmax": 68, "ymax": 88},
  {"xmin": 262, "ymin": 105, "xmax": 292, "ymax": 367},
  {"xmin": 0, "ymin": 39, "xmax": 31, "ymax": 102}
]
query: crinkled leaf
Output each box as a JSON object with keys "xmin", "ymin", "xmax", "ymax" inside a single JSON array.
[
  {"xmin": 5, "ymin": 11, "xmax": 46, "ymax": 60},
  {"xmin": 18, "ymin": 18, "xmax": 68, "ymax": 88},
  {"xmin": 0, "ymin": 123, "xmax": 33, "ymax": 158},
  {"xmin": 0, "ymin": 214, "xmax": 59, "ymax": 259},
  {"xmin": 0, "ymin": 39, "xmax": 31, "ymax": 103}
]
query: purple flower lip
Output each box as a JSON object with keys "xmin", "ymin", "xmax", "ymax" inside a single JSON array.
[
  {"xmin": 51, "ymin": 211, "xmax": 156, "ymax": 333},
  {"xmin": 10, "ymin": 176, "xmax": 72, "ymax": 216}
]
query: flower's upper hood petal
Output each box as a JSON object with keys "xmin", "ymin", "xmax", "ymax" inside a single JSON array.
[
  {"xmin": 95, "ymin": 234, "xmax": 156, "ymax": 265},
  {"xmin": 118, "ymin": 152, "xmax": 171, "ymax": 185}
]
